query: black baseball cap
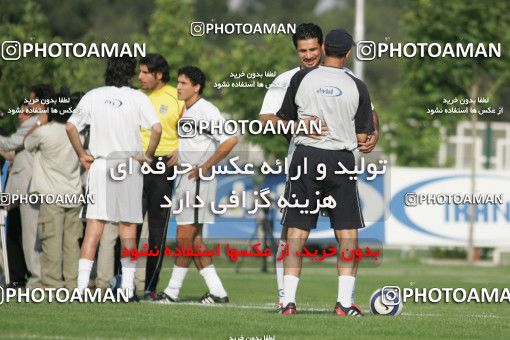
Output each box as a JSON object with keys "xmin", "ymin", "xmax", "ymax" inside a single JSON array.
[{"xmin": 325, "ymin": 29, "xmax": 354, "ymax": 54}]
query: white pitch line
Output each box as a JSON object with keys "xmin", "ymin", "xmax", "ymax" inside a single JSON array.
[
  {"xmin": 145, "ymin": 302, "xmax": 507, "ymax": 319},
  {"xmin": 401, "ymin": 312, "xmax": 501, "ymax": 319},
  {"xmin": 145, "ymin": 301, "xmax": 330, "ymax": 312}
]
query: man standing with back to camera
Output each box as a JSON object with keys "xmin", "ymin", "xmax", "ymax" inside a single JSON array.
[
  {"xmin": 274, "ymin": 29, "xmax": 374, "ymax": 316},
  {"xmin": 66, "ymin": 57, "xmax": 162, "ymax": 301},
  {"xmin": 259, "ymin": 23, "xmax": 379, "ymax": 312},
  {"xmin": 138, "ymin": 53, "xmax": 184, "ymax": 300}
]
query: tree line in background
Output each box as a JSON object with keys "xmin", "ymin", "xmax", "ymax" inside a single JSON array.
[{"xmin": 0, "ymin": 0, "xmax": 508, "ymax": 165}]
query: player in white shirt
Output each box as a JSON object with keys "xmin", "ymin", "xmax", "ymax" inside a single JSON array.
[
  {"xmin": 157, "ymin": 66, "xmax": 238, "ymax": 304},
  {"xmin": 259, "ymin": 23, "xmax": 380, "ymax": 312},
  {"xmin": 66, "ymin": 57, "xmax": 162, "ymax": 301},
  {"xmin": 259, "ymin": 23, "xmax": 325, "ymax": 312}
]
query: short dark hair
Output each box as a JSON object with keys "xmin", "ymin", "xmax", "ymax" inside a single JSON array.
[
  {"xmin": 104, "ymin": 57, "xmax": 137, "ymax": 87},
  {"xmin": 324, "ymin": 47, "xmax": 348, "ymax": 58},
  {"xmin": 139, "ymin": 53, "xmax": 170, "ymax": 83},
  {"xmin": 178, "ymin": 66, "xmax": 206, "ymax": 95},
  {"xmin": 30, "ymin": 84, "xmax": 55, "ymax": 101},
  {"xmin": 292, "ymin": 23, "xmax": 323, "ymax": 48}
]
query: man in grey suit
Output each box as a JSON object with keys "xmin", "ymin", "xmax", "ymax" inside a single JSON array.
[{"xmin": 0, "ymin": 85, "xmax": 54, "ymax": 288}]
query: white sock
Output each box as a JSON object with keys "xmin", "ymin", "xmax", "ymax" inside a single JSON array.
[
  {"xmin": 77, "ymin": 259, "xmax": 94, "ymax": 293},
  {"xmin": 283, "ymin": 275, "xmax": 299, "ymax": 305},
  {"xmin": 276, "ymin": 241, "xmax": 286, "ymax": 304},
  {"xmin": 338, "ymin": 275, "xmax": 356, "ymax": 308},
  {"xmin": 164, "ymin": 265, "xmax": 189, "ymax": 299},
  {"xmin": 120, "ymin": 258, "xmax": 136, "ymax": 298},
  {"xmin": 352, "ymin": 286, "xmax": 356, "ymax": 305},
  {"xmin": 199, "ymin": 265, "xmax": 227, "ymax": 298}
]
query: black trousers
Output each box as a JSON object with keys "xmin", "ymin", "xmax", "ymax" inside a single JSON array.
[
  {"xmin": 137, "ymin": 156, "xmax": 174, "ymax": 292},
  {"xmin": 6, "ymin": 207, "xmax": 28, "ymax": 284}
]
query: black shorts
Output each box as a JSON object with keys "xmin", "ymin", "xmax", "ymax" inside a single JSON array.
[{"xmin": 281, "ymin": 145, "xmax": 365, "ymax": 230}]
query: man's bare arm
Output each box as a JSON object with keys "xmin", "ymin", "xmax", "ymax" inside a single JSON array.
[
  {"xmin": 358, "ymin": 110, "xmax": 380, "ymax": 153},
  {"xmin": 66, "ymin": 122, "xmax": 94, "ymax": 170},
  {"xmin": 189, "ymin": 136, "xmax": 239, "ymax": 180},
  {"xmin": 373, "ymin": 109, "xmax": 380, "ymax": 132},
  {"xmin": 144, "ymin": 123, "xmax": 162, "ymax": 161}
]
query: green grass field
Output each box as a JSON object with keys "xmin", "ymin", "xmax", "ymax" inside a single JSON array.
[{"xmin": 1, "ymin": 257, "xmax": 509, "ymax": 339}]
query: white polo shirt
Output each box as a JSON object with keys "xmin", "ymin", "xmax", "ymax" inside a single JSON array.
[
  {"xmin": 178, "ymin": 98, "xmax": 231, "ymax": 166},
  {"xmin": 68, "ymin": 86, "xmax": 160, "ymax": 158}
]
